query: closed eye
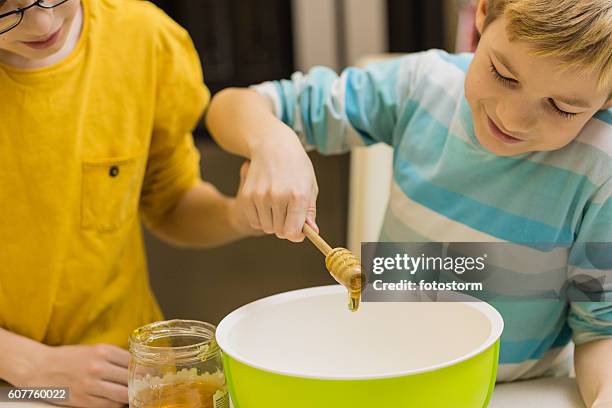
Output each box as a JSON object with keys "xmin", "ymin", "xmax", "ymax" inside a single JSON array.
[
  {"xmin": 549, "ymin": 99, "xmax": 578, "ymax": 119},
  {"xmin": 489, "ymin": 60, "xmax": 517, "ymax": 87}
]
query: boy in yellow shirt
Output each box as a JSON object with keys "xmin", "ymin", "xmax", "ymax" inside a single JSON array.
[{"xmin": 0, "ymin": 0, "xmax": 256, "ymax": 406}]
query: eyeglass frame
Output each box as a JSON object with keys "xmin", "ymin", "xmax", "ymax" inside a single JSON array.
[{"xmin": 0, "ymin": 0, "xmax": 70, "ymax": 36}]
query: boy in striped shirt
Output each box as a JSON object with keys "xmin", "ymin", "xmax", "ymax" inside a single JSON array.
[{"xmin": 207, "ymin": 0, "xmax": 612, "ymax": 405}]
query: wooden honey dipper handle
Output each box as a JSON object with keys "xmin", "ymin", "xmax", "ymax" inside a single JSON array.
[
  {"xmin": 303, "ymin": 224, "xmax": 363, "ymax": 290},
  {"xmin": 302, "ymin": 224, "xmax": 333, "ymax": 256}
]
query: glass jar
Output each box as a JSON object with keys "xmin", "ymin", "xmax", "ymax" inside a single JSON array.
[{"xmin": 128, "ymin": 320, "xmax": 229, "ymax": 408}]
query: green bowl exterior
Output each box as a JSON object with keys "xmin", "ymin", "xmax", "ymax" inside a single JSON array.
[{"xmin": 223, "ymin": 339, "xmax": 500, "ymax": 408}]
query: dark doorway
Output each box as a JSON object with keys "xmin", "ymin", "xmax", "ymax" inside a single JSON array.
[
  {"xmin": 387, "ymin": 0, "xmax": 446, "ymax": 52},
  {"xmin": 151, "ymin": 0, "xmax": 294, "ymax": 96}
]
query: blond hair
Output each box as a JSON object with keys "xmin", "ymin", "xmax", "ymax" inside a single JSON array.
[{"xmin": 483, "ymin": 0, "xmax": 612, "ymax": 92}]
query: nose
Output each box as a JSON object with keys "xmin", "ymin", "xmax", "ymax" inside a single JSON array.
[
  {"xmin": 495, "ymin": 99, "xmax": 535, "ymax": 135},
  {"xmin": 20, "ymin": 5, "xmax": 55, "ymax": 37}
]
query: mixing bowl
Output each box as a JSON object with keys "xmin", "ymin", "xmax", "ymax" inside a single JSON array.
[{"xmin": 216, "ymin": 285, "xmax": 503, "ymax": 408}]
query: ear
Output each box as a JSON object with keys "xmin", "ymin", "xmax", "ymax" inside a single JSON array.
[{"xmin": 475, "ymin": 0, "xmax": 489, "ymax": 35}]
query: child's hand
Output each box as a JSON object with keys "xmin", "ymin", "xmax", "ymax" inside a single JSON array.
[
  {"xmin": 21, "ymin": 344, "xmax": 129, "ymax": 408},
  {"xmin": 236, "ymin": 132, "xmax": 319, "ymax": 242},
  {"xmin": 207, "ymin": 88, "xmax": 319, "ymax": 242}
]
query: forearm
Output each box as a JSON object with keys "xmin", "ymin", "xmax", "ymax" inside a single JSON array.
[
  {"xmin": 206, "ymin": 88, "xmax": 293, "ymax": 158},
  {"xmin": 0, "ymin": 328, "xmax": 46, "ymax": 386},
  {"xmin": 575, "ymin": 338, "xmax": 612, "ymax": 407},
  {"xmin": 151, "ymin": 181, "xmax": 253, "ymax": 248},
  {"xmin": 206, "ymin": 88, "xmax": 321, "ymax": 241}
]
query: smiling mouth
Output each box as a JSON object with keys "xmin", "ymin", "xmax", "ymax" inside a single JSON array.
[
  {"xmin": 486, "ymin": 115, "xmax": 524, "ymax": 144},
  {"xmin": 21, "ymin": 26, "xmax": 63, "ymax": 49}
]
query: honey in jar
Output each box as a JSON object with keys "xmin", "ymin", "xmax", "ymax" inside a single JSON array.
[
  {"xmin": 131, "ymin": 369, "xmax": 227, "ymax": 408},
  {"xmin": 129, "ymin": 320, "xmax": 229, "ymax": 408}
]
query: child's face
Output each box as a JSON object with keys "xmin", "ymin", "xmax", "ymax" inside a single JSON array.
[
  {"xmin": 465, "ymin": 4, "xmax": 612, "ymax": 157},
  {"xmin": 0, "ymin": 0, "xmax": 80, "ymax": 62}
]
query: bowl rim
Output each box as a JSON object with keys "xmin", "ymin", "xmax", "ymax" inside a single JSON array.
[{"xmin": 216, "ymin": 285, "xmax": 504, "ymax": 380}]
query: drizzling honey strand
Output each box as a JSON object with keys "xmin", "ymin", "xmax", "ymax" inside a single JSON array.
[
  {"xmin": 302, "ymin": 224, "xmax": 365, "ymax": 312},
  {"xmin": 325, "ymin": 248, "xmax": 364, "ymax": 312}
]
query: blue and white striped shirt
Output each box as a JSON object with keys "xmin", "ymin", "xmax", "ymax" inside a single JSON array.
[{"xmin": 255, "ymin": 49, "xmax": 612, "ymax": 381}]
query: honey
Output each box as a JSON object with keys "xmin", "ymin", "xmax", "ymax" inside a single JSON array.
[
  {"xmin": 348, "ymin": 293, "xmax": 360, "ymax": 311},
  {"xmin": 131, "ymin": 370, "xmax": 226, "ymax": 408},
  {"xmin": 325, "ymin": 247, "xmax": 365, "ymax": 312},
  {"xmin": 302, "ymin": 224, "xmax": 365, "ymax": 312},
  {"xmin": 129, "ymin": 321, "xmax": 228, "ymax": 408}
]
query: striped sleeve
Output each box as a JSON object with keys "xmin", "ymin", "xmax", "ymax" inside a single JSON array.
[
  {"xmin": 567, "ymin": 177, "xmax": 612, "ymax": 345},
  {"xmin": 253, "ymin": 55, "xmax": 417, "ymax": 154}
]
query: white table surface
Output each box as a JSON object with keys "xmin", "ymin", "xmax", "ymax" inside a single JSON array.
[{"xmin": 0, "ymin": 376, "xmax": 585, "ymax": 408}]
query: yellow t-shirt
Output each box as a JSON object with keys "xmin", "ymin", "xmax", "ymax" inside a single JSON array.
[{"xmin": 0, "ymin": 0, "xmax": 209, "ymax": 347}]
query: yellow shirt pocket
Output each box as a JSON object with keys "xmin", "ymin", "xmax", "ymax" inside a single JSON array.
[{"xmin": 81, "ymin": 156, "xmax": 145, "ymax": 232}]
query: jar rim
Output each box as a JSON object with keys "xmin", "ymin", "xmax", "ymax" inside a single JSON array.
[{"xmin": 129, "ymin": 319, "xmax": 220, "ymax": 364}]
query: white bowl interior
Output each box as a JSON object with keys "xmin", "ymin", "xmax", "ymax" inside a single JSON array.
[{"xmin": 217, "ymin": 286, "xmax": 502, "ymax": 379}]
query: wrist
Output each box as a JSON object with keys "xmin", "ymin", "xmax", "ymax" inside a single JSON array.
[
  {"xmin": 227, "ymin": 198, "xmax": 259, "ymax": 238},
  {"xmin": 248, "ymin": 121, "xmax": 300, "ymax": 158},
  {"xmin": 0, "ymin": 331, "xmax": 50, "ymax": 387},
  {"xmin": 12, "ymin": 345, "xmax": 47, "ymax": 388}
]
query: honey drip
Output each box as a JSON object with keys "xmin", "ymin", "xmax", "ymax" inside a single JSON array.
[
  {"xmin": 325, "ymin": 247, "xmax": 364, "ymax": 312},
  {"xmin": 303, "ymin": 224, "xmax": 365, "ymax": 312}
]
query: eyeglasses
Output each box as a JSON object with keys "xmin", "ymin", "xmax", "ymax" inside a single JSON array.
[{"xmin": 0, "ymin": 0, "xmax": 70, "ymax": 35}]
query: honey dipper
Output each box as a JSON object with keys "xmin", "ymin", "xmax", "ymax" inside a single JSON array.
[{"xmin": 302, "ymin": 224, "xmax": 365, "ymax": 312}]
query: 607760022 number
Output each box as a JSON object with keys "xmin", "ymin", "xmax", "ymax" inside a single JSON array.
[{"xmin": 1, "ymin": 387, "xmax": 69, "ymax": 402}]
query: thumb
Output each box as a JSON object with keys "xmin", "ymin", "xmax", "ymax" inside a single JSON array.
[
  {"xmin": 238, "ymin": 161, "xmax": 250, "ymax": 192},
  {"xmin": 305, "ymin": 193, "xmax": 318, "ymax": 233}
]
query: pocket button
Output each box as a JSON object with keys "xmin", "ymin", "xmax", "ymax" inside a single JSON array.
[{"xmin": 81, "ymin": 156, "xmax": 143, "ymax": 232}]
